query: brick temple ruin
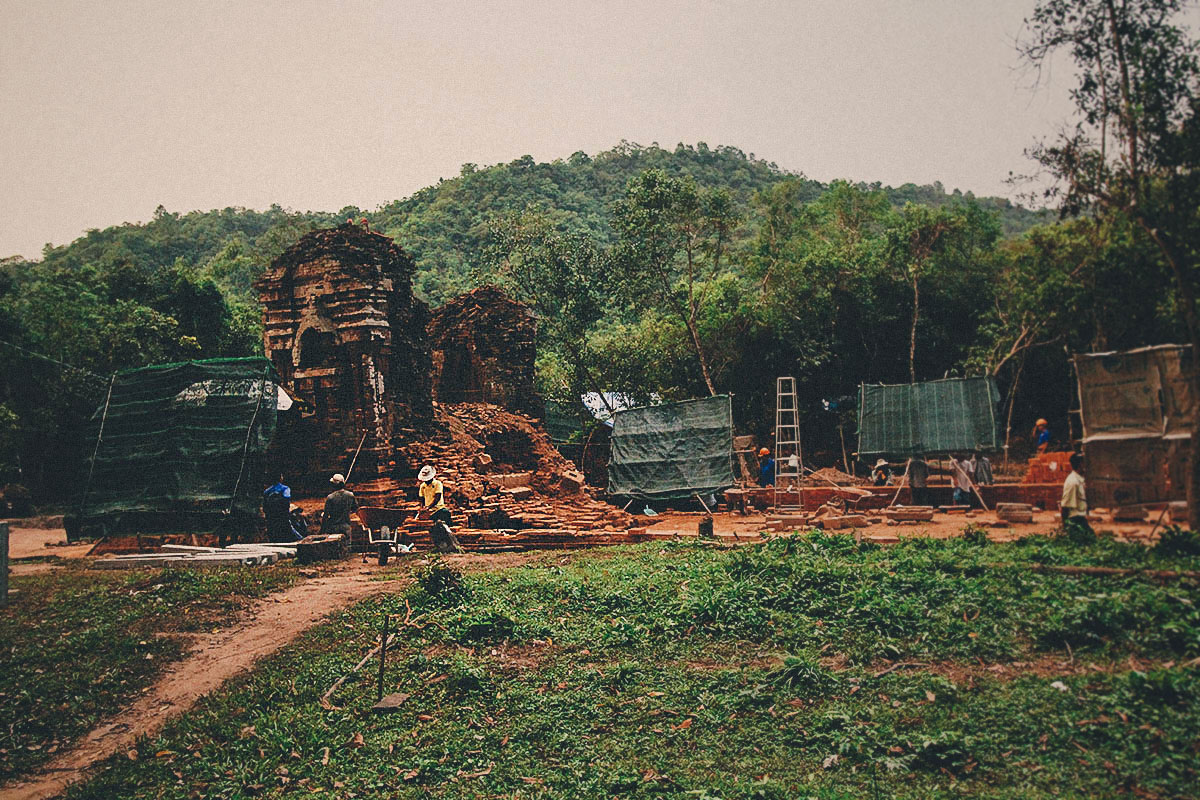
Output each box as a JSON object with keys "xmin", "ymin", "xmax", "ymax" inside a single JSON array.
[
  {"xmin": 256, "ymin": 223, "xmax": 433, "ymax": 493},
  {"xmin": 429, "ymin": 285, "xmax": 543, "ymax": 418},
  {"xmin": 258, "ymin": 223, "xmax": 636, "ymax": 544}
]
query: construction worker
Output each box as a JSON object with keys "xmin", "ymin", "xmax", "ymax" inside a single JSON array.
[
  {"xmin": 757, "ymin": 448, "xmax": 775, "ymax": 487},
  {"xmin": 951, "ymin": 455, "xmax": 973, "ymax": 506},
  {"xmin": 871, "ymin": 458, "xmax": 893, "ymax": 486},
  {"xmin": 320, "ymin": 473, "xmax": 357, "ymax": 535},
  {"xmin": 1033, "ymin": 419, "xmax": 1051, "ymax": 453},
  {"xmin": 908, "ymin": 456, "xmax": 931, "ymax": 506},
  {"xmin": 971, "ymin": 449, "xmax": 994, "ymax": 486},
  {"xmin": 1060, "ymin": 452, "xmax": 1092, "ymax": 538},
  {"xmin": 262, "ymin": 474, "xmax": 297, "ymax": 542},
  {"xmin": 417, "ymin": 464, "xmax": 461, "ymax": 553}
]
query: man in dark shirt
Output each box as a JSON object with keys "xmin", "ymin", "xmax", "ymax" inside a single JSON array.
[
  {"xmin": 262, "ymin": 475, "xmax": 297, "ymax": 542},
  {"xmin": 907, "ymin": 457, "xmax": 931, "ymax": 507},
  {"xmin": 320, "ymin": 473, "xmax": 357, "ymax": 535}
]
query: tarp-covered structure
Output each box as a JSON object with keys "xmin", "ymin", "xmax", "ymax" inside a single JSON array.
[
  {"xmin": 1075, "ymin": 344, "xmax": 1193, "ymax": 507},
  {"xmin": 77, "ymin": 358, "xmax": 279, "ymax": 536},
  {"xmin": 607, "ymin": 395, "xmax": 734, "ymax": 499},
  {"xmin": 857, "ymin": 377, "xmax": 1001, "ymax": 457}
]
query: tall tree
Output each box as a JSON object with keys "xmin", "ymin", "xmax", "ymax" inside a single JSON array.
[
  {"xmin": 1020, "ymin": 0, "xmax": 1200, "ymax": 525},
  {"xmin": 610, "ymin": 169, "xmax": 738, "ymax": 395},
  {"xmin": 483, "ymin": 214, "xmax": 613, "ymax": 409},
  {"xmin": 884, "ymin": 204, "xmax": 966, "ymax": 382}
]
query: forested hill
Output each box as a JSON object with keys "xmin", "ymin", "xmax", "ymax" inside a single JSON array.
[{"xmin": 20, "ymin": 141, "xmax": 1046, "ymax": 307}]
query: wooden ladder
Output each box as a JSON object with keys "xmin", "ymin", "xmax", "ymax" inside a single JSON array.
[{"xmin": 774, "ymin": 376, "xmax": 804, "ymax": 512}]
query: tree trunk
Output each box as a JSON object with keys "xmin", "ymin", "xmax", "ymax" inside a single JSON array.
[
  {"xmin": 909, "ymin": 273, "xmax": 920, "ymax": 383},
  {"xmin": 687, "ymin": 317, "xmax": 718, "ymax": 396},
  {"xmin": 1004, "ymin": 353, "xmax": 1027, "ymax": 466}
]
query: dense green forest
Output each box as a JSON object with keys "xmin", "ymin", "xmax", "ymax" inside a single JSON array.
[{"xmin": 0, "ymin": 141, "xmax": 1180, "ymax": 499}]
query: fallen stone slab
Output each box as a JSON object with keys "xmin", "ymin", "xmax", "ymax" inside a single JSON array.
[
  {"xmin": 91, "ymin": 554, "xmax": 260, "ymax": 569},
  {"xmin": 371, "ymin": 692, "xmax": 411, "ymax": 714}
]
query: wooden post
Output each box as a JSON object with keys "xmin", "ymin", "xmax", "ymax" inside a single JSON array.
[
  {"xmin": 377, "ymin": 613, "xmax": 389, "ymax": 702},
  {"xmin": 1, "ymin": 522, "xmax": 8, "ymax": 607}
]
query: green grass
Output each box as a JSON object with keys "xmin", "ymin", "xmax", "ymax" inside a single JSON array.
[
  {"xmin": 59, "ymin": 533, "xmax": 1200, "ymax": 797},
  {"xmin": 0, "ymin": 563, "xmax": 302, "ymax": 782}
]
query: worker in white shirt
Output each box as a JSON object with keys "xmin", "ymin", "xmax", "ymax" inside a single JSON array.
[{"xmin": 1060, "ymin": 452, "xmax": 1092, "ymax": 538}]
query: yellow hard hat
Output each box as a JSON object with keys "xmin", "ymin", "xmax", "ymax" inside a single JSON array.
[
  {"xmin": 758, "ymin": 447, "xmax": 770, "ymax": 457},
  {"xmin": 1036, "ymin": 418, "xmax": 1048, "ymax": 427}
]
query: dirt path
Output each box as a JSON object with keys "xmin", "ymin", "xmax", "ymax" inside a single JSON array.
[
  {"xmin": 4, "ymin": 527, "xmax": 92, "ymax": 562},
  {"xmin": 0, "ymin": 566, "xmax": 410, "ymax": 800}
]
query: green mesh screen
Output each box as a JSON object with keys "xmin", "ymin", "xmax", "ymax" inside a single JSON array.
[
  {"xmin": 78, "ymin": 358, "xmax": 278, "ymax": 534},
  {"xmin": 607, "ymin": 395, "xmax": 734, "ymax": 499},
  {"xmin": 857, "ymin": 377, "xmax": 1000, "ymax": 457}
]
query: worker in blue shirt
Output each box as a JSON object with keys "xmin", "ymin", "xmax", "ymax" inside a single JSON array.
[
  {"xmin": 1033, "ymin": 418, "xmax": 1051, "ymax": 453},
  {"xmin": 757, "ymin": 448, "xmax": 776, "ymax": 487},
  {"xmin": 262, "ymin": 475, "xmax": 299, "ymax": 542}
]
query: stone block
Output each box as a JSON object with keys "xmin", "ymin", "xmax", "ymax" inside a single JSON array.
[{"xmin": 371, "ymin": 692, "xmax": 411, "ymax": 714}]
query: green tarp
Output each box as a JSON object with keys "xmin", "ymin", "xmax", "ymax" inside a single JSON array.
[
  {"xmin": 857, "ymin": 377, "xmax": 1001, "ymax": 457},
  {"xmin": 607, "ymin": 395, "xmax": 734, "ymax": 499},
  {"xmin": 78, "ymin": 358, "xmax": 278, "ymax": 535}
]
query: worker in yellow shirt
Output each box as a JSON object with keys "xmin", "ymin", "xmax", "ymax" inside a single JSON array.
[
  {"xmin": 417, "ymin": 464, "xmax": 461, "ymax": 553},
  {"xmin": 1059, "ymin": 452, "xmax": 1092, "ymax": 538}
]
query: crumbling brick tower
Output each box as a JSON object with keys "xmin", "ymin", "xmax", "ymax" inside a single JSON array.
[
  {"xmin": 429, "ymin": 286, "xmax": 544, "ymax": 418},
  {"xmin": 256, "ymin": 224, "xmax": 433, "ymax": 491}
]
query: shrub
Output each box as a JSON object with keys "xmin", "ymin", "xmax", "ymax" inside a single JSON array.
[
  {"xmin": 961, "ymin": 524, "xmax": 990, "ymax": 547},
  {"xmin": 1154, "ymin": 526, "xmax": 1200, "ymax": 557},
  {"xmin": 416, "ymin": 558, "xmax": 468, "ymax": 605}
]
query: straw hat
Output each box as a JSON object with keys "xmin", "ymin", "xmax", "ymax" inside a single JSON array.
[
  {"xmin": 417, "ymin": 465, "xmax": 436, "ymax": 482},
  {"xmin": 874, "ymin": 459, "xmax": 888, "ymax": 468},
  {"xmin": 330, "ymin": 473, "xmax": 346, "ymax": 485}
]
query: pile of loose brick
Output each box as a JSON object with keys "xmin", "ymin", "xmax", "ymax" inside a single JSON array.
[{"xmin": 352, "ymin": 401, "xmax": 638, "ymax": 552}]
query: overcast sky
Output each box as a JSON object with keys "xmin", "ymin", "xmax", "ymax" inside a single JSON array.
[{"xmin": 0, "ymin": 0, "xmax": 1150, "ymax": 259}]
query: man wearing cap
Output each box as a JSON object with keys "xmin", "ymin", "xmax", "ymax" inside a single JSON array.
[
  {"xmin": 757, "ymin": 448, "xmax": 775, "ymax": 488},
  {"xmin": 417, "ymin": 465, "xmax": 461, "ymax": 553},
  {"xmin": 320, "ymin": 473, "xmax": 358, "ymax": 535},
  {"xmin": 1033, "ymin": 419, "xmax": 1051, "ymax": 453}
]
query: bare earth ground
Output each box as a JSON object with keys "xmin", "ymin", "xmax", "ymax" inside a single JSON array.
[
  {"xmin": 639, "ymin": 508, "xmax": 1166, "ymax": 544},
  {"xmin": 0, "ymin": 510, "xmax": 1168, "ymax": 800}
]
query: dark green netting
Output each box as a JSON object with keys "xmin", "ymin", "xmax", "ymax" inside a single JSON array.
[
  {"xmin": 607, "ymin": 395, "xmax": 734, "ymax": 499},
  {"xmin": 544, "ymin": 400, "xmax": 585, "ymax": 443},
  {"xmin": 78, "ymin": 358, "xmax": 278, "ymax": 534},
  {"xmin": 857, "ymin": 377, "xmax": 1000, "ymax": 457}
]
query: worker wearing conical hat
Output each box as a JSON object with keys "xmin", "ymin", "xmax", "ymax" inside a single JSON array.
[{"xmin": 417, "ymin": 465, "xmax": 461, "ymax": 553}]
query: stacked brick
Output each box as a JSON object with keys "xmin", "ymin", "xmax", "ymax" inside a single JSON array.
[
  {"xmin": 428, "ymin": 286, "xmax": 543, "ymax": 418},
  {"xmin": 1024, "ymin": 452, "xmax": 1072, "ymax": 484}
]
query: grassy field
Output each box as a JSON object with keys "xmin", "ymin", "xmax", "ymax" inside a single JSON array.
[
  {"xmin": 0, "ymin": 563, "xmax": 301, "ymax": 782},
  {"xmin": 64, "ymin": 529, "xmax": 1200, "ymax": 799}
]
